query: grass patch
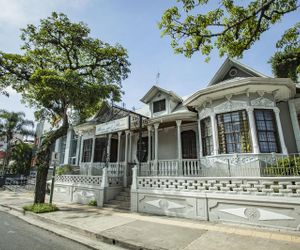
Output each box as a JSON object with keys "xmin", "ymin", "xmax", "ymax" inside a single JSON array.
[
  {"xmin": 88, "ymin": 200, "xmax": 97, "ymax": 206},
  {"xmin": 23, "ymin": 203, "xmax": 59, "ymax": 213}
]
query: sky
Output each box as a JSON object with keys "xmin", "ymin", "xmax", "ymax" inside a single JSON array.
[{"xmin": 0, "ymin": 0, "xmax": 299, "ymax": 123}]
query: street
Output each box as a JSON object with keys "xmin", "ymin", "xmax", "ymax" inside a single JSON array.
[{"xmin": 0, "ymin": 211, "xmax": 91, "ymax": 250}]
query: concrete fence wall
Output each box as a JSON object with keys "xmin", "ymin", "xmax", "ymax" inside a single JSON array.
[
  {"xmin": 131, "ymin": 173, "xmax": 300, "ymax": 231},
  {"xmin": 53, "ymin": 173, "xmax": 123, "ymax": 206}
]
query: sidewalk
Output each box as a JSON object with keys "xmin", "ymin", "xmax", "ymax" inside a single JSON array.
[{"xmin": 0, "ymin": 190, "xmax": 300, "ymax": 250}]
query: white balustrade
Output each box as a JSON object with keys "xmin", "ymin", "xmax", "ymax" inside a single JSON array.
[
  {"xmin": 55, "ymin": 175, "xmax": 102, "ymax": 185},
  {"xmin": 158, "ymin": 160, "xmax": 178, "ymax": 176},
  {"xmin": 182, "ymin": 159, "xmax": 201, "ymax": 176},
  {"xmin": 137, "ymin": 176, "xmax": 300, "ymax": 197}
]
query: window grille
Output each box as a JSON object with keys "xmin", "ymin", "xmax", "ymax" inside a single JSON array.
[
  {"xmin": 217, "ymin": 110, "xmax": 251, "ymax": 154},
  {"xmin": 254, "ymin": 109, "xmax": 280, "ymax": 153}
]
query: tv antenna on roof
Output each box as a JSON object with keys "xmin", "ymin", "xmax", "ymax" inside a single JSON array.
[{"xmin": 155, "ymin": 72, "xmax": 160, "ymax": 85}]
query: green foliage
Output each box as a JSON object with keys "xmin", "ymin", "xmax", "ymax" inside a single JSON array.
[
  {"xmin": 159, "ymin": 0, "xmax": 299, "ymax": 60},
  {"xmin": 0, "ymin": 12, "xmax": 130, "ymax": 203},
  {"xmin": 56, "ymin": 164, "xmax": 73, "ymax": 176},
  {"xmin": 269, "ymin": 49, "xmax": 300, "ymax": 82},
  {"xmin": 274, "ymin": 156, "xmax": 300, "ymax": 168},
  {"xmin": 264, "ymin": 156, "xmax": 300, "ymax": 176},
  {"xmin": 0, "ymin": 12, "xmax": 130, "ymax": 130},
  {"xmin": 0, "ymin": 110, "xmax": 34, "ymax": 168},
  {"xmin": 88, "ymin": 200, "xmax": 97, "ymax": 206},
  {"xmin": 269, "ymin": 23, "xmax": 300, "ymax": 82},
  {"xmin": 23, "ymin": 203, "xmax": 59, "ymax": 213},
  {"xmin": 10, "ymin": 142, "xmax": 33, "ymax": 175}
]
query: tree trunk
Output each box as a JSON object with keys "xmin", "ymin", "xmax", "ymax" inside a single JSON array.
[
  {"xmin": 33, "ymin": 116, "xmax": 69, "ymax": 204},
  {"xmin": 34, "ymin": 158, "xmax": 50, "ymax": 203}
]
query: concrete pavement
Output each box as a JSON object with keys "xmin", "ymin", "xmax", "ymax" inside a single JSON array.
[{"xmin": 0, "ymin": 190, "xmax": 300, "ymax": 250}]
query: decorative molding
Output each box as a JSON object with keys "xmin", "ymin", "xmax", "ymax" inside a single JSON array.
[
  {"xmin": 220, "ymin": 207, "xmax": 294, "ymax": 221},
  {"xmin": 198, "ymin": 108, "xmax": 212, "ymax": 119},
  {"xmin": 73, "ymin": 190, "xmax": 95, "ymax": 199},
  {"xmin": 251, "ymin": 97, "xmax": 274, "ymax": 107},
  {"xmin": 214, "ymin": 100, "xmax": 248, "ymax": 114},
  {"xmin": 145, "ymin": 198, "xmax": 186, "ymax": 211}
]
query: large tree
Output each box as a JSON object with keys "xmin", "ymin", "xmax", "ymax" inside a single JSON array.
[
  {"xmin": 0, "ymin": 12, "xmax": 130, "ymax": 203},
  {"xmin": 269, "ymin": 22, "xmax": 300, "ymax": 82},
  {"xmin": 159, "ymin": 0, "xmax": 299, "ymax": 60},
  {"xmin": 0, "ymin": 110, "xmax": 34, "ymax": 170}
]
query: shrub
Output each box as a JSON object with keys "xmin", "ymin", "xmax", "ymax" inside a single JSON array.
[
  {"xmin": 264, "ymin": 156, "xmax": 300, "ymax": 176},
  {"xmin": 23, "ymin": 203, "xmax": 59, "ymax": 213},
  {"xmin": 56, "ymin": 164, "xmax": 73, "ymax": 176},
  {"xmin": 88, "ymin": 200, "xmax": 97, "ymax": 206}
]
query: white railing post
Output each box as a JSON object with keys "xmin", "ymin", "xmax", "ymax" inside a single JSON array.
[
  {"xmin": 101, "ymin": 167, "xmax": 108, "ymax": 188},
  {"xmin": 131, "ymin": 166, "xmax": 138, "ymax": 212},
  {"xmin": 131, "ymin": 166, "xmax": 138, "ymax": 191}
]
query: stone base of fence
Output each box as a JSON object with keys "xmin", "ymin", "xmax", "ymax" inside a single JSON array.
[
  {"xmin": 53, "ymin": 183, "xmax": 104, "ymax": 206},
  {"xmin": 131, "ymin": 189, "xmax": 300, "ymax": 231},
  {"xmin": 53, "ymin": 172, "xmax": 123, "ymax": 207},
  {"xmin": 131, "ymin": 168, "xmax": 300, "ymax": 231}
]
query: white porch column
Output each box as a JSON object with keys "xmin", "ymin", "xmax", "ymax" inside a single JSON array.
[
  {"xmin": 76, "ymin": 134, "xmax": 82, "ymax": 166},
  {"xmin": 176, "ymin": 120, "xmax": 182, "ymax": 161},
  {"xmin": 153, "ymin": 123, "xmax": 159, "ymax": 167},
  {"xmin": 63, "ymin": 129, "xmax": 72, "ymax": 165},
  {"xmin": 90, "ymin": 136, "xmax": 96, "ymax": 163},
  {"xmin": 274, "ymin": 108, "xmax": 288, "ymax": 154},
  {"xmin": 106, "ymin": 134, "xmax": 112, "ymax": 163},
  {"xmin": 117, "ymin": 131, "xmax": 122, "ymax": 163},
  {"xmin": 124, "ymin": 130, "xmax": 129, "ymax": 187},
  {"xmin": 128, "ymin": 132, "xmax": 132, "ymax": 162},
  {"xmin": 247, "ymin": 107, "xmax": 260, "ymax": 154},
  {"xmin": 147, "ymin": 126, "xmax": 152, "ymax": 163},
  {"xmin": 176, "ymin": 120, "xmax": 183, "ymax": 175},
  {"xmin": 210, "ymin": 113, "xmax": 219, "ymax": 155},
  {"xmin": 197, "ymin": 118, "xmax": 203, "ymax": 158}
]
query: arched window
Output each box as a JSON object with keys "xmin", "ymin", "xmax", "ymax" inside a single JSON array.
[{"xmin": 181, "ymin": 130, "xmax": 197, "ymax": 159}]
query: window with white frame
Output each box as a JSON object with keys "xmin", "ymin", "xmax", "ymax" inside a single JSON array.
[
  {"xmin": 201, "ymin": 117, "xmax": 213, "ymax": 156},
  {"xmin": 217, "ymin": 110, "xmax": 251, "ymax": 154},
  {"xmin": 153, "ymin": 99, "xmax": 166, "ymax": 113},
  {"xmin": 254, "ymin": 109, "xmax": 280, "ymax": 153}
]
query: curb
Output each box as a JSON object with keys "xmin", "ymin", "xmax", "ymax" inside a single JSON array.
[{"xmin": 0, "ymin": 204, "xmax": 160, "ymax": 250}]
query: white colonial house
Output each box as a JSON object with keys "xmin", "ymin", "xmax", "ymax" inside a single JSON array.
[{"xmin": 47, "ymin": 58, "xmax": 300, "ymax": 231}]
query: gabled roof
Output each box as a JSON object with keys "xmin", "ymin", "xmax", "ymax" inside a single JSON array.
[
  {"xmin": 208, "ymin": 58, "xmax": 269, "ymax": 86},
  {"xmin": 140, "ymin": 85, "xmax": 182, "ymax": 104}
]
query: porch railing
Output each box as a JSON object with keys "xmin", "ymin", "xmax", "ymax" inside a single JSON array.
[{"xmin": 138, "ymin": 153, "xmax": 300, "ymax": 177}]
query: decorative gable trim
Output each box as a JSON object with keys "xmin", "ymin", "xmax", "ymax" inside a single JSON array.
[
  {"xmin": 251, "ymin": 97, "xmax": 275, "ymax": 107},
  {"xmin": 199, "ymin": 108, "xmax": 212, "ymax": 119},
  {"xmin": 214, "ymin": 100, "xmax": 248, "ymax": 114},
  {"xmin": 208, "ymin": 58, "xmax": 268, "ymax": 86}
]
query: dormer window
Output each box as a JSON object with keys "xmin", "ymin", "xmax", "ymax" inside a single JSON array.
[{"xmin": 153, "ymin": 99, "xmax": 166, "ymax": 113}]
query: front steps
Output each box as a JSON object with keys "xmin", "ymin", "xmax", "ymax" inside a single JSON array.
[{"xmin": 104, "ymin": 187, "xmax": 131, "ymax": 210}]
